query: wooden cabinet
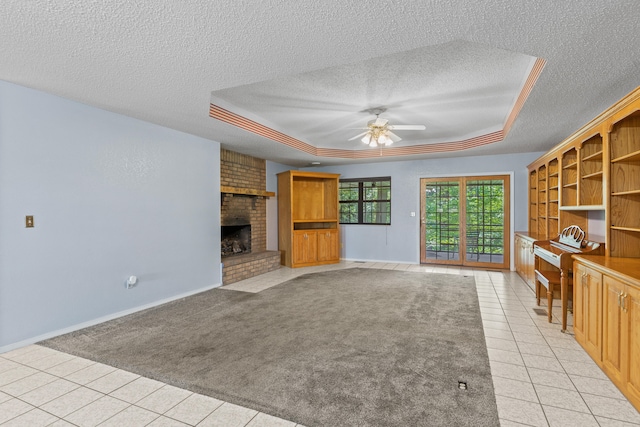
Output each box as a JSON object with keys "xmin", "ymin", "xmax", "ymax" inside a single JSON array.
[
  {"xmin": 278, "ymin": 170, "xmax": 340, "ymax": 267},
  {"xmin": 602, "ymin": 275, "xmax": 640, "ymax": 405},
  {"xmin": 293, "ymin": 230, "xmax": 318, "ymax": 265},
  {"xmin": 529, "ymin": 86, "xmax": 640, "ymax": 411},
  {"xmin": 290, "ymin": 229, "xmax": 339, "ymax": 265},
  {"xmin": 317, "ymin": 229, "xmax": 339, "ymax": 262},
  {"xmin": 514, "ymin": 233, "xmax": 536, "ymax": 290},
  {"xmin": 573, "ymin": 255, "xmax": 640, "ymax": 412},
  {"xmin": 573, "ymin": 261, "xmax": 602, "ymax": 362}
]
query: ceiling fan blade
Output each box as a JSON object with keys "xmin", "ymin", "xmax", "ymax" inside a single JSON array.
[
  {"xmin": 387, "ymin": 125, "xmax": 426, "ymax": 130},
  {"xmin": 387, "ymin": 131, "xmax": 402, "ymax": 142},
  {"xmin": 373, "ymin": 117, "xmax": 388, "ymax": 127},
  {"xmin": 348, "ymin": 131, "xmax": 369, "ymax": 141}
]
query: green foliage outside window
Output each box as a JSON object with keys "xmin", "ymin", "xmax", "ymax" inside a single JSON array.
[
  {"xmin": 424, "ymin": 180, "xmax": 504, "ymax": 258},
  {"xmin": 339, "ymin": 177, "xmax": 391, "ymax": 225},
  {"xmin": 465, "ymin": 180, "xmax": 504, "ymax": 255},
  {"xmin": 424, "ymin": 182, "xmax": 460, "ymax": 254}
]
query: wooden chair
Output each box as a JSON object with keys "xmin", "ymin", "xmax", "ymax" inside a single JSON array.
[{"xmin": 535, "ymin": 269, "xmax": 563, "ymax": 323}]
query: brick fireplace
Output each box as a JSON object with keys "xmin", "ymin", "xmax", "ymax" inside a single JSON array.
[{"xmin": 220, "ymin": 149, "xmax": 280, "ymax": 284}]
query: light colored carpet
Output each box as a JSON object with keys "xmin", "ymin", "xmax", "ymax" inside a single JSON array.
[{"xmin": 41, "ymin": 268, "xmax": 499, "ymax": 426}]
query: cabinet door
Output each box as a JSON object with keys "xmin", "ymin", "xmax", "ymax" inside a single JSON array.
[
  {"xmin": 574, "ymin": 262, "xmax": 602, "ymax": 361},
  {"xmin": 514, "ymin": 237, "xmax": 536, "ymax": 289},
  {"xmin": 524, "ymin": 240, "xmax": 535, "ymax": 287},
  {"xmin": 623, "ymin": 285, "xmax": 640, "ymax": 406},
  {"xmin": 514, "ymin": 236, "xmax": 523, "ymax": 275},
  {"xmin": 317, "ymin": 229, "xmax": 339, "ymax": 262},
  {"xmin": 515, "ymin": 236, "xmax": 535, "ymax": 289},
  {"xmin": 602, "ymin": 276, "xmax": 626, "ymax": 385},
  {"xmin": 293, "ymin": 231, "xmax": 317, "ymax": 265}
]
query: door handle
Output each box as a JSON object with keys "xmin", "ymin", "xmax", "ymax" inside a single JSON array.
[{"xmin": 617, "ymin": 292, "xmax": 621, "ymax": 308}]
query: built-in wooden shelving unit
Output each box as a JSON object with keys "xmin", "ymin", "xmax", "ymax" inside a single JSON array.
[
  {"xmin": 525, "ymin": 85, "xmax": 640, "ymax": 257},
  {"xmin": 519, "ymin": 86, "xmax": 640, "ymax": 414},
  {"xmin": 277, "ymin": 170, "xmax": 341, "ymax": 267}
]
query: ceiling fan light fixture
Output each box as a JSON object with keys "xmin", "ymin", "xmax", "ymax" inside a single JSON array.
[
  {"xmin": 349, "ymin": 109, "xmax": 423, "ymax": 148},
  {"xmin": 378, "ymin": 133, "xmax": 393, "ymax": 146}
]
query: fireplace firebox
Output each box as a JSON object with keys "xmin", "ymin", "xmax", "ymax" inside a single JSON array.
[{"xmin": 221, "ymin": 224, "xmax": 251, "ymax": 257}]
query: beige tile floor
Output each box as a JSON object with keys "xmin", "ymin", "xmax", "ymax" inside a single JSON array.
[{"xmin": 1, "ymin": 261, "xmax": 639, "ymax": 426}]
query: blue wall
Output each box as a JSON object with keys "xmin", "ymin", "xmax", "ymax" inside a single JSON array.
[
  {"xmin": 0, "ymin": 81, "xmax": 221, "ymax": 351},
  {"xmin": 302, "ymin": 152, "xmax": 543, "ymax": 265}
]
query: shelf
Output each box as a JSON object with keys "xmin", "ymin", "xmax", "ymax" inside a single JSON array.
[
  {"xmin": 549, "ymin": 185, "xmax": 559, "ymax": 190},
  {"xmin": 611, "ymin": 189, "xmax": 640, "ymax": 196},
  {"xmin": 559, "ymin": 205, "xmax": 606, "ymax": 211},
  {"xmin": 610, "ymin": 226, "xmax": 640, "ymax": 233},
  {"xmin": 582, "ymin": 151, "xmax": 603, "ymax": 161},
  {"xmin": 582, "ymin": 171, "xmax": 603, "ymax": 179},
  {"xmin": 563, "ymin": 162, "xmax": 578, "ymax": 169},
  {"xmin": 549, "ymin": 216, "xmax": 559, "ymax": 220},
  {"xmin": 549, "ymin": 172, "xmax": 559, "ymax": 177},
  {"xmin": 549, "ymin": 199, "xmax": 559, "ymax": 203},
  {"xmin": 611, "ymin": 149, "xmax": 640, "ymax": 163},
  {"xmin": 563, "ymin": 182, "xmax": 578, "ymax": 188}
]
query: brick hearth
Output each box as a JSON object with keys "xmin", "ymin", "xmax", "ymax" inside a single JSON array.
[
  {"xmin": 221, "ymin": 250, "xmax": 281, "ymax": 284},
  {"xmin": 220, "ymin": 149, "xmax": 280, "ymax": 285}
]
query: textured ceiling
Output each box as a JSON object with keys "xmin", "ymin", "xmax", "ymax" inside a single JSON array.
[
  {"xmin": 1, "ymin": 1, "xmax": 639, "ymax": 166},
  {"xmin": 211, "ymin": 41, "xmax": 539, "ymax": 152}
]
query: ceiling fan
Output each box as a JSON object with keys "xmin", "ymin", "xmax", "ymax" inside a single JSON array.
[{"xmin": 348, "ymin": 108, "xmax": 426, "ymax": 147}]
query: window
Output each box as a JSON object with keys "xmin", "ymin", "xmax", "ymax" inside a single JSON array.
[{"xmin": 339, "ymin": 177, "xmax": 391, "ymax": 224}]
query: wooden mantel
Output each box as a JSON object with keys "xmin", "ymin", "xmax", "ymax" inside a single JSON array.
[{"xmin": 221, "ymin": 185, "xmax": 275, "ymax": 198}]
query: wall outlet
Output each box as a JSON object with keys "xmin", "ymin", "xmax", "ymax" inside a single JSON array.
[{"xmin": 125, "ymin": 276, "xmax": 138, "ymax": 289}]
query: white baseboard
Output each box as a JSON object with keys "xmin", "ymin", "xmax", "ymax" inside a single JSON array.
[{"xmin": 0, "ymin": 282, "xmax": 222, "ymax": 354}]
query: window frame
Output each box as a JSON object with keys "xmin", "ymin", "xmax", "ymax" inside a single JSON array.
[{"xmin": 339, "ymin": 176, "xmax": 391, "ymax": 225}]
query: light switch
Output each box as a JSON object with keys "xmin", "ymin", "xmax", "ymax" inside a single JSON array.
[
  {"xmin": 25, "ymin": 215, "xmax": 34, "ymax": 228},
  {"xmin": 410, "ymin": 212, "xmax": 416, "ymax": 217}
]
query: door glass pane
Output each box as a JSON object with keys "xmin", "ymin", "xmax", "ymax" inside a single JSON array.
[
  {"xmin": 465, "ymin": 179, "xmax": 505, "ymax": 264},
  {"xmin": 424, "ymin": 181, "xmax": 460, "ymax": 261}
]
